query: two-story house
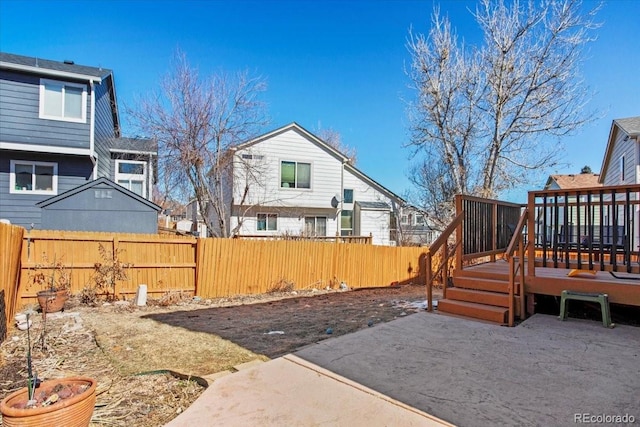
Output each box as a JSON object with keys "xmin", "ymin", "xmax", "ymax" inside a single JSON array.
[
  {"xmin": 223, "ymin": 123, "xmax": 404, "ymax": 245},
  {"xmin": 0, "ymin": 52, "xmax": 159, "ymax": 232}
]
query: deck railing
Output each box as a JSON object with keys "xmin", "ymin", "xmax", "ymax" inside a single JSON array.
[
  {"xmin": 527, "ymin": 184, "xmax": 640, "ymax": 274},
  {"xmin": 455, "ymin": 195, "xmax": 523, "ymax": 270},
  {"xmin": 426, "ymin": 195, "xmax": 523, "ymax": 311},
  {"xmin": 504, "ymin": 208, "xmax": 528, "ymax": 326}
]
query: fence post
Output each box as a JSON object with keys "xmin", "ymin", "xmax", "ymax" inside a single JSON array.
[
  {"xmin": 426, "ymin": 252, "xmax": 433, "ymax": 312},
  {"xmin": 194, "ymin": 237, "xmax": 201, "ymax": 297}
]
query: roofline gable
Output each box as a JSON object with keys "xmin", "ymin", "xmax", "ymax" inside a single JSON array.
[
  {"xmin": 35, "ymin": 177, "xmax": 161, "ymax": 211},
  {"xmin": 599, "ymin": 120, "xmax": 622, "ymax": 184},
  {"xmin": 232, "ymin": 122, "xmax": 350, "ymax": 162}
]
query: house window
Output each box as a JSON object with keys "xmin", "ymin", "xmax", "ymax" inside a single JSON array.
[
  {"xmin": 281, "ymin": 161, "xmax": 311, "ymax": 189},
  {"xmin": 620, "ymin": 155, "xmax": 625, "ymax": 182},
  {"xmin": 400, "ymin": 214, "xmax": 409, "ymax": 225},
  {"xmin": 414, "ymin": 214, "xmax": 425, "ymax": 226},
  {"xmin": 257, "ymin": 213, "xmax": 277, "ymax": 231},
  {"xmin": 39, "ymin": 78, "xmax": 87, "ymax": 123},
  {"xmin": 116, "ymin": 160, "xmax": 146, "ymax": 197},
  {"xmin": 10, "ymin": 160, "xmax": 58, "ymax": 195},
  {"xmin": 341, "ymin": 210, "xmax": 353, "ymax": 236},
  {"xmin": 305, "ymin": 217, "xmax": 327, "ymax": 236},
  {"xmin": 343, "ymin": 189, "xmax": 354, "ymax": 203}
]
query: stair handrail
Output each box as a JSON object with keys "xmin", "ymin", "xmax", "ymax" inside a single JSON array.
[
  {"xmin": 426, "ymin": 211, "xmax": 464, "ymax": 312},
  {"xmin": 503, "ymin": 207, "xmax": 529, "ymax": 326}
]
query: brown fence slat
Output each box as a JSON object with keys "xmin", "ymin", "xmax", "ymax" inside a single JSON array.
[{"xmin": 0, "ymin": 222, "xmax": 24, "ymax": 342}]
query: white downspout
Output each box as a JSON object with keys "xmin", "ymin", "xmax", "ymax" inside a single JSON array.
[{"xmin": 339, "ymin": 159, "xmax": 346, "ymax": 236}]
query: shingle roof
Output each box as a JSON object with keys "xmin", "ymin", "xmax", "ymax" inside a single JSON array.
[
  {"xmin": 0, "ymin": 52, "xmax": 111, "ymax": 80},
  {"xmin": 109, "ymin": 137, "xmax": 157, "ymax": 154},
  {"xmin": 547, "ymin": 173, "xmax": 602, "ymax": 189},
  {"xmin": 614, "ymin": 116, "xmax": 640, "ymax": 136},
  {"xmin": 36, "ymin": 177, "xmax": 161, "ymax": 211}
]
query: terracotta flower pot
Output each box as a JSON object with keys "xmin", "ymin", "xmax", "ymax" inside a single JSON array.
[
  {"xmin": 36, "ymin": 289, "xmax": 68, "ymax": 313},
  {"xmin": 0, "ymin": 377, "xmax": 96, "ymax": 427}
]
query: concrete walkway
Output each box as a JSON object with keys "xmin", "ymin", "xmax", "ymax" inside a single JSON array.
[
  {"xmin": 165, "ymin": 354, "xmax": 452, "ymax": 426},
  {"xmin": 167, "ymin": 313, "xmax": 639, "ymax": 426}
]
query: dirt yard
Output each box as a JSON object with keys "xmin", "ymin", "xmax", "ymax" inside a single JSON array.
[{"xmin": 1, "ymin": 283, "xmax": 431, "ymax": 426}]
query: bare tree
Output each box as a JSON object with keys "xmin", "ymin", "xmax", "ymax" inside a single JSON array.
[
  {"xmin": 316, "ymin": 127, "xmax": 358, "ymax": 164},
  {"xmin": 406, "ymin": 0, "xmax": 600, "ymax": 224},
  {"xmin": 130, "ymin": 50, "xmax": 268, "ymax": 237}
]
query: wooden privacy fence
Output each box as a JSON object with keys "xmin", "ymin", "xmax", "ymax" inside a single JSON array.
[
  {"xmin": 18, "ymin": 230, "xmax": 197, "ymax": 304},
  {"xmin": 0, "ymin": 222, "xmax": 24, "ymax": 342},
  {"xmin": 8, "ymin": 229, "xmax": 432, "ymax": 310},
  {"xmin": 196, "ymin": 238, "xmax": 429, "ymax": 298}
]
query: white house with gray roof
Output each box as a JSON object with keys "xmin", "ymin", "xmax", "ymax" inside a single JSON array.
[
  {"xmin": 0, "ymin": 52, "xmax": 157, "ymax": 231},
  {"xmin": 223, "ymin": 123, "xmax": 404, "ymax": 245}
]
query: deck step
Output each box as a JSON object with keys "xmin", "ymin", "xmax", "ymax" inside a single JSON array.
[
  {"xmin": 446, "ymin": 288, "xmax": 522, "ymax": 317},
  {"xmin": 447, "ymin": 287, "xmax": 509, "ymax": 307},
  {"xmin": 437, "ymin": 299, "xmax": 508, "ymax": 324},
  {"xmin": 452, "ymin": 276, "xmax": 512, "ymax": 293}
]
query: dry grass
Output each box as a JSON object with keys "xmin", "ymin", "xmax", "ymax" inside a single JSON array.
[{"xmin": 82, "ymin": 306, "xmax": 264, "ymax": 376}]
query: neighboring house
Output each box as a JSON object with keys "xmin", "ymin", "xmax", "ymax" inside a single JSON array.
[
  {"xmin": 599, "ymin": 116, "xmax": 640, "ymax": 186},
  {"xmin": 183, "ymin": 199, "xmax": 208, "ymax": 237},
  {"xmin": 543, "ymin": 173, "xmax": 601, "ymax": 190},
  {"xmin": 224, "ymin": 123, "xmax": 404, "ymax": 245},
  {"xmin": 0, "ymin": 52, "xmax": 157, "ymax": 231},
  {"xmin": 396, "ymin": 205, "xmax": 439, "ymax": 246},
  {"xmin": 538, "ymin": 172, "xmax": 603, "ymax": 245},
  {"xmin": 598, "ymin": 116, "xmax": 640, "ymax": 250}
]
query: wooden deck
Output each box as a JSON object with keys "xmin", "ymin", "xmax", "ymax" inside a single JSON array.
[{"xmin": 461, "ymin": 260, "xmax": 640, "ymax": 307}]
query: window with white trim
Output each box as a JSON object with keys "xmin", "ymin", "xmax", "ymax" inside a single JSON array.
[
  {"xmin": 620, "ymin": 155, "xmax": 625, "ymax": 183},
  {"xmin": 10, "ymin": 160, "xmax": 58, "ymax": 195},
  {"xmin": 400, "ymin": 214, "xmax": 409, "ymax": 225},
  {"xmin": 414, "ymin": 214, "xmax": 425, "ymax": 226},
  {"xmin": 39, "ymin": 78, "xmax": 87, "ymax": 123},
  {"xmin": 343, "ymin": 189, "xmax": 354, "ymax": 203},
  {"xmin": 305, "ymin": 216, "xmax": 327, "ymax": 236},
  {"xmin": 115, "ymin": 160, "xmax": 146, "ymax": 197},
  {"xmin": 341, "ymin": 210, "xmax": 353, "ymax": 236},
  {"xmin": 257, "ymin": 213, "xmax": 277, "ymax": 231},
  {"xmin": 281, "ymin": 161, "xmax": 311, "ymax": 188}
]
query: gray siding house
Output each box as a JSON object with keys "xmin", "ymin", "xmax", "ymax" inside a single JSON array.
[{"xmin": 0, "ymin": 52, "xmax": 157, "ymax": 231}]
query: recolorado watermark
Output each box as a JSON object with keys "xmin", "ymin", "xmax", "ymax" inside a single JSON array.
[{"xmin": 574, "ymin": 413, "xmax": 636, "ymax": 424}]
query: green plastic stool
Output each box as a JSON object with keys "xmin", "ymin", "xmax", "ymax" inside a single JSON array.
[{"xmin": 558, "ymin": 290, "xmax": 614, "ymax": 328}]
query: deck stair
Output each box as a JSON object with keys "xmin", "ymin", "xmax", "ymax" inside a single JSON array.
[{"xmin": 437, "ymin": 265, "xmax": 521, "ymax": 325}]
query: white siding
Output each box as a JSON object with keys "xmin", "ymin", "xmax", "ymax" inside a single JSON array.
[
  {"xmin": 233, "ymin": 128, "xmax": 343, "ymax": 209},
  {"xmin": 230, "ymin": 210, "xmax": 339, "ymax": 237},
  {"xmin": 602, "ymin": 127, "xmax": 636, "ymax": 186},
  {"xmin": 343, "ymin": 169, "xmax": 394, "ymax": 205},
  {"xmin": 359, "ymin": 209, "xmax": 391, "ymax": 245}
]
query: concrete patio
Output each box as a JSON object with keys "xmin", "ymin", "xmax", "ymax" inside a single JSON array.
[{"xmin": 167, "ymin": 313, "xmax": 639, "ymax": 426}]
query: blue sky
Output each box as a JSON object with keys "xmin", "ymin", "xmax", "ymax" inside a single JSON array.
[{"xmin": 1, "ymin": 0, "xmax": 638, "ymax": 202}]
